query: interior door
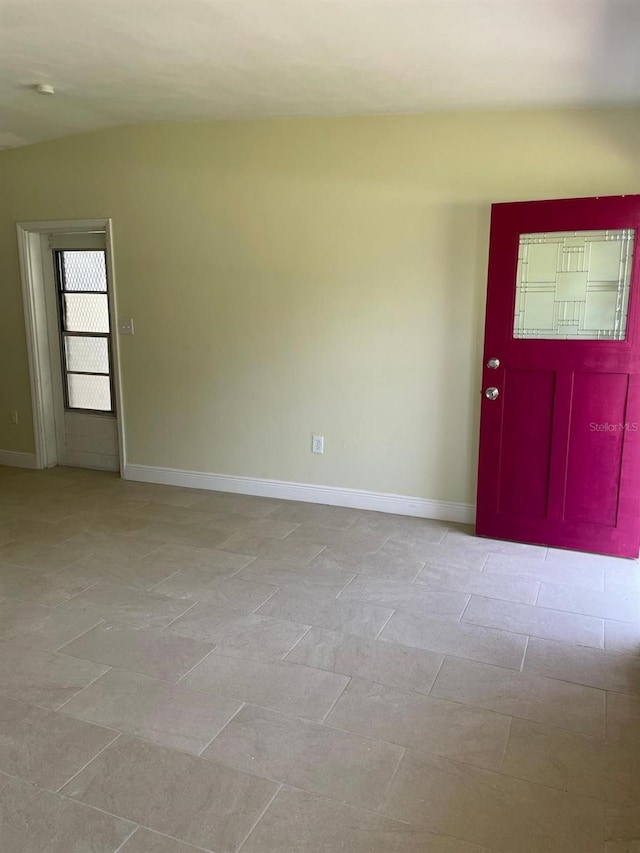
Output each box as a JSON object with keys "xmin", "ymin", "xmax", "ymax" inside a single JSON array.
[
  {"xmin": 43, "ymin": 232, "xmax": 119, "ymax": 471},
  {"xmin": 476, "ymin": 195, "xmax": 640, "ymax": 557}
]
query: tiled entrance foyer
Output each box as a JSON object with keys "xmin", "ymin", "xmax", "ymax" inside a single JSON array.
[{"xmin": 0, "ymin": 467, "xmax": 638, "ymax": 853}]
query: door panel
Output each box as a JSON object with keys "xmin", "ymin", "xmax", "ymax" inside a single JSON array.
[
  {"xmin": 564, "ymin": 372, "xmax": 628, "ymax": 526},
  {"xmin": 477, "ymin": 195, "xmax": 640, "ymax": 557},
  {"xmin": 498, "ymin": 369, "xmax": 555, "ymax": 518}
]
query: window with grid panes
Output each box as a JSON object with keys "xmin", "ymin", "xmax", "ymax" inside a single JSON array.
[{"xmin": 54, "ymin": 250, "xmax": 114, "ymax": 413}]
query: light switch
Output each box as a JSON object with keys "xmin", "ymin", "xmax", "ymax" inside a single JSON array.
[{"xmin": 118, "ymin": 318, "xmax": 134, "ymax": 335}]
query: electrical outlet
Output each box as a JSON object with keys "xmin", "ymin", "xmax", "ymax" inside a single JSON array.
[
  {"xmin": 312, "ymin": 434, "xmax": 324, "ymax": 454},
  {"xmin": 118, "ymin": 318, "xmax": 134, "ymax": 335},
  {"xmin": 9, "ymin": 411, "xmax": 18, "ymax": 425}
]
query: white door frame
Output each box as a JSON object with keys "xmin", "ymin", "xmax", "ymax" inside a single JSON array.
[{"xmin": 16, "ymin": 218, "xmax": 126, "ymax": 472}]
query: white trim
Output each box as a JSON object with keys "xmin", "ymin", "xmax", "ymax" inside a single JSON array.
[
  {"xmin": 0, "ymin": 451, "xmax": 38, "ymax": 469},
  {"xmin": 16, "ymin": 218, "xmax": 126, "ymax": 472},
  {"xmin": 16, "ymin": 228, "xmax": 53, "ymax": 468},
  {"xmin": 123, "ymin": 463, "xmax": 475, "ymax": 524},
  {"xmin": 104, "ymin": 222, "xmax": 126, "ymax": 474}
]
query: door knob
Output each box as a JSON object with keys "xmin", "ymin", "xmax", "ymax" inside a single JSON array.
[
  {"xmin": 485, "ymin": 387, "xmax": 499, "ymax": 400},
  {"xmin": 486, "ymin": 357, "xmax": 500, "ymax": 369}
]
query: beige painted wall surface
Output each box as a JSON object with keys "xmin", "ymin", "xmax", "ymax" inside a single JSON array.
[{"xmin": 1, "ymin": 109, "xmax": 640, "ymax": 504}]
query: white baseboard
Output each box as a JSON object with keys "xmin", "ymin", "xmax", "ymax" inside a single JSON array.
[
  {"xmin": 123, "ymin": 463, "xmax": 475, "ymax": 525},
  {"xmin": 0, "ymin": 450, "xmax": 38, "ymax": 469}
]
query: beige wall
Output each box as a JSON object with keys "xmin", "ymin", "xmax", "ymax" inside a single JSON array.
[{"xmin": 1, "ymin": 109, "xmax": 640, "ymax": 504}]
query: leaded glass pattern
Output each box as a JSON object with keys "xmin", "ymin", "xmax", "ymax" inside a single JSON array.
[
  {"xmin": 513, "ymin": 230, "xmax": 634, "ymax": 340},
  {"xmin": 61, "ymin": 251, "xmax": 107, "ymax": 291},
  {"xmin": 63, "ymin": 293, "xmax": 110, "ymax": 333},
  {"xmin": 64, "ymin": 336, "xmax": 109, "ymax": 373},
  {"xmin": 67, "ymin": 374, "xmax": 112, "ymax": 411},
  {"xmin": 55, "ymin": 248, "xmax": 114, "ymax": 413}
]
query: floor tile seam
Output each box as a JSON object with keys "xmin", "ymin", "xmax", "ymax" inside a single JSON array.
[
  {"xmin": 198, "ymin": 742, "xmax": 407, "ymax": 816},
  {"xmin": 257, "ymin": 594, "xmax": 397, "ymax": 622},
  {"xmin": 376, "ymin": 742, "xmax": 612, "ymax": 806},
  {"xmin": 463, "ymin": 591, "xmax": 608, "ymax": 625},
  {"xmin": 411, "ymin": 582, "xmax": 542, "ymax": 607},
  {"xmin": 0, "ymin": 546, "xmax": 86, "ymax": 571},
  {"xmin": 163, "ymin": 605, "xmax": 316, "ymax": 642},
  {"xmin": 239, "ymin": 573, "xmax": 356, "ymax": 600},
  {"xmin": 333, "ymin": 574, "xmax": 360, "ymax": 601},
  {"xmin": 517, "ymin": 665, "xmax": 640, "ymax": 699},
  {"xmin": 374, "ymin": 744, "xmax": 406, "ymax": 813},
  {"xmin": 440, "ymin": 645, "xmax": 612, "ymax": 685},
  {"xmin": 51, "ymin": 717, "xmax": 250, "ymax": 764},
  {"xmin": 49, "ymin": 579, "xmax": 104, "ymax": 608},
  {"xmin": 201, "ymin": 689, "xmax": 513, "ymax": 759},
  {"xmin": 248, "ymin": 585, "xmax": 282, "ymax": 614},
  {"xmin": 426, "ymin": 654, "xmax": 448, "ymax": 697},
  {"xmin": 531, "ymin": 596, "xmax": 640, "ymax": 624},
  {"xmin": 196, "ymin": 701, "xmax": 247, "ymax": 757},
  {"xmin": 0, "ymin": 588, "xmax": 70, "ymax": 611},
  {"xmin": 534, "ymin": 581, "xmax": 542, "ymax": 606},
  {"xmin": 151, "ymin": 659, "xmax": 351, "ymax": 722},
  {"xmin": 109, "ymin": 821, "xmax": 140, "ymax": 853},
  {"xmin": 53, "ymin": 664, "xmax": 115, "ymax": 711},
  {"xmin": 330, "ymin": 571, "xmax": 360, "ymax": 595},
  {"xmin": 54, "ymin": 730, "xmax": 123, "ymax": 793},
  {"xmin": 122, "ymin": 824, "xmax": 217, "ymax": 852},
  {"xmin": 369, "ymin": 534, "xmax": 393, "ymax": 555},
  {"xmin": 521, "ymin": 637, "xmax": 640, "ymax": 669},
  {"xmin": 428, "ymin": 682, "xmax": 608, "ymax": 739},
  {"xmin": 0, "ymin": 761, "xmax": 218, "ymax": 853},
  {"xmin": 277, "ymin": 650, "xmax": 443, "ymax": 697},
  {"xmin": 458, "ymin": 612, "xmax": 606, "ymax": 650},
  {"xmin": 481, "ymin": 759, "xmax": 630, "ymax": 808},
  {"xmin": 177, "ymin": 633, "xmax": 364, "ymax": 679},
  {"xmin": 49, "ymin": 620, "xmax": 532, "ymax": 691},
  {"xmin": 404, "ymin": 562, "xmax": 428, "ymax": 583},
  {"xmin": 319, "ymin": 675, "xmax": 353, "ymax": 723},
  {"xmin": 478, "ymin": 570, "xmax": 606, "ymax": 595},
  {"xmin": 337, "ymin": 582, "xmax": 478, "ymax": 610},
  {"xmin": 226, "ymin": 554, "xmax": 261, "ymax": 578},
  {"xmin": 373, "ymin": 607, "xmax": 397, "ymax": 640},
  {"xmin": 519, "ymin": 636, "xmax": 530, "ymax": 672},
  {"xmin": 316, "ymin": 685, "xmax": 526, "ymax": 741},
  {"xmin": 172, "ymin": 644, "xmax": 220, "ymax": 684},
  {"xmin": 280, "ymin": 623, "xmax": 313, "ymax": 661},
  {"xmin": 234, "ymin": 783, "xmax": 283, "ymax": 853},
  {"xmin": 144, "ymin": 568, "xmax": 189, "ymax": 593},
  {"xmin": 217, "ymin": 546, "xmax": 327, "ymax": 567},
  {"xmin": 159, "ymin": 599, "xmax": 201, "ymax": 630},
  {"xmin": 379, "ymin": 616, "xmax": 600, "ymax": 657},
  {"xmin": 235, "ymin": 777, "xmax": 457, "ymax": 831},
  {"xmin": 503, "ymin": 715, "xmax": 639, "ymax": 752},
  {"xmin": 457, "ymin": 594, "xmax": 474, "ymax": 623},
  {"xmin": 53, "ymin": 663, "xmax": 239, "ymax": 701},
  {"xmin": 497, "ymin": 714, "xmax": 514, "ymax": 773},
  {"xmin": 0, "ymin": 558, "xmax": 61, "ymax": 576}
]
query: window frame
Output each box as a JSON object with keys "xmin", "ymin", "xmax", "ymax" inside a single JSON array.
[{"xmin": 53, "ymin": 249, "xmax": 116, "ymax": 416}]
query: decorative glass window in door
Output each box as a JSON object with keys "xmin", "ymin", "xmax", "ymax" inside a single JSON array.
[
  {"xmin": 54, "ymin": 250, "xmax": 114, "ymax": 412},
  {"xmin": 513, "ymin": 229, "xmax": 634, "ymax": 339}
]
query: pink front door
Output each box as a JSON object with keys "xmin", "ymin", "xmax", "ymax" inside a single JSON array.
[{"xmin": 476, "ymin": 195, "xmax": 640, "ymax": 557}]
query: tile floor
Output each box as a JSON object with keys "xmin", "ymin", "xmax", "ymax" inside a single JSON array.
[{"xmin": 0, "ymin": 465, "xmax": 638, "ymax": 853}]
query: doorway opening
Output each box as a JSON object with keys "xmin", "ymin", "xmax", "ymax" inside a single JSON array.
[{"xmin": 16, "ymin": 219, "xmax": 126, "ymax": 472}]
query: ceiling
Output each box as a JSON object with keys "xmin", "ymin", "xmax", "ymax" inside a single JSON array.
[{"xmin": 1, "ymin": 0, "xmax": 640, "ymax": 149}]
